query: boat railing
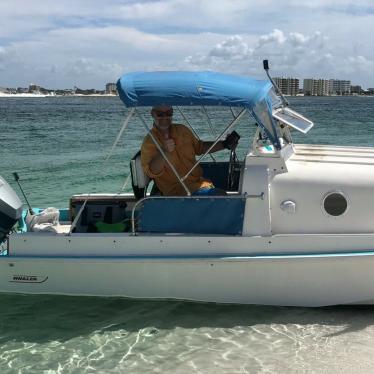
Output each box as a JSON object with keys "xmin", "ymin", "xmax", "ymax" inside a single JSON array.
[
  {"xmin": 181, "ymin": 108, "xmax": 247, "ymax": 182},
  {"xmin": 0, "ymin": 238, "xmax": 8, "ymax": 256},
  {"xmin": 130, "ymin": 192, "xmax": 264, "ymax": 235}
]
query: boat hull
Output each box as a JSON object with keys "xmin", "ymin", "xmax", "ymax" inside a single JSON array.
[{"xmin": 1, "ymin": 252, "xmax": 374, "ymax": 307}]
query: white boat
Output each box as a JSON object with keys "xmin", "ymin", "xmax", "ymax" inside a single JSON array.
[{"xmin": 1, "ymin": 62, "xmax": 374, "ymax": 307}]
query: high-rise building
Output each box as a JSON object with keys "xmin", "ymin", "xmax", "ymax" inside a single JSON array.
[
  {"xmin": 350, "ymin": 85, "xmax": 362, "ymax": 94},
  {"xmin": 273, "ymin": 77, "xmax": 299, "ymax": 96},
  {"xmin": 303, "ymin": 79, "xmax": 329, "ymax": 96},
  {"xmin": 29, "ymin": 84, "xmax": 41, "ymax": 93},
  {"xmin": 329, "ymin": 80, "xmax": 351, "ymax": 95},
  {"xmin": 105, "ymin": 83, "xmax": 117, "ymax": 95},
  {"xmin": 303, "ymin": 79, "xmax": 313, "ymax": 96}
]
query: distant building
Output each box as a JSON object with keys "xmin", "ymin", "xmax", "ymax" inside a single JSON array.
[
  {"xmin": 75, "ymin": 87, "xmax": 99, "ymax": 95},
  {"xmin": 329, "ymin": 80, "xmax": 351, "ymax": 95},
  {"xmin": 55, "ymin": 89, "xmax": 75, "ymax": 96},
  {"xmin": 17, "ymin": 87, "xmax": 29, "ymax": 94},
  {"xmin": 0, "ymin": 87, "xmax": 8, "ymax": 93},
  {"xmin": 27, "ymin": 84, "xmax": 56, "ymax": 95},
  {"xmin": 28, "ymin": 84, "xmax": 41, "ymax": 93},
  {"xmin": 367, "ymin": 88, "xmax": 374, "ymax": 94},
  {"xmin": 273, "ymin": 77, "xmax": 299, "ymax": 96},
  {"xmin": 316, "ymin": 79, "xmax": 329, "ymax": 96},
  {"xmin": 105, "ymin": 83, "xmax": 117, "ymax": 95},
  {"xmin": 303, "ymin": 79, "xmax": 329, "ymax": 96},
  {"xmin": 350, "ymin": 85, "xmax": 362, "ymax": 94}
]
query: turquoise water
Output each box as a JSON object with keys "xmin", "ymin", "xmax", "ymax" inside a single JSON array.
[
  {"xmin": 1, "ymin": 96, "xmax": 374, "ymax": 207},
  {"xmin": 1, "ymin": 96, "xmax": 374, "ymax": 373}
]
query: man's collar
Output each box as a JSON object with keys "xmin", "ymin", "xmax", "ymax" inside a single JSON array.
[{"xmin": 152, "ymin": 123, "xmax": 175, "ymax": 138}]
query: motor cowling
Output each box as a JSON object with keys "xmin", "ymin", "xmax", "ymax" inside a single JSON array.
[{"xmin": 0, "ymin": 176, "xmax": 23, "ymax": 243}]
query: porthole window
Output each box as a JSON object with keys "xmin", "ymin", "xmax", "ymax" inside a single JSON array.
[{"xmin": 323, "ymin": 192, "xmax": 348, "ymax": 216}]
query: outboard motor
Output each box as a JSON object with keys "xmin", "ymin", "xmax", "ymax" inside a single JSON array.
[{"xmin": 0, "ymin": 176, "xmax": 23, "ymax": 243}]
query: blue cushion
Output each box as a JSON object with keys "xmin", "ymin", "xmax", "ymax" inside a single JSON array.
[{"xmin": 137, "ymin": 197, "xmax": 245, "ymax": 235}]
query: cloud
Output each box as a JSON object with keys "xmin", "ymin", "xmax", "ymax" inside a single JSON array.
[
  {"xmin": 258, "ymin": 29, "xmax": 286, "ymax": 47},
  {"xmin": 288, "ymin": 32, "xmax": 309, "ymax": 45},
  {"xmin": 0, "ymin": 25, "xmax": 208, "ymax": 88},
  {"xmin": 0, "ymin": 47, "xmax": 6, "ymax": 71},
  {"xmin": 209, "ymin": 36, "xmax": 251, "ymax": 59},
  {"xmin": 0, "ymin": 47, "xmax": 6, "ymax": 61},
  {"xmin": 348, "ymin": 55, "xmax": 374, "ymax": 70},
  {"xmin": 0, "ymin": 1, "xmax": 374, "ymax": 87},
  {"xmin": 116, "ymin": 0, "xmax": 251, "ymax": 31},
  {"xmin": 63, "ymin": 58, "xmax": 123, "ymax": 81},
  {"xmin": 185, "ymin": 29, "xmax": 325, "ymax": 71},
  {"xmin": 183, "ymin": 29, "xmax": 374, "ymax": 86},
  {"xmin": 0, "ymin": 1, "xmax": 373, "ymax": 37}
]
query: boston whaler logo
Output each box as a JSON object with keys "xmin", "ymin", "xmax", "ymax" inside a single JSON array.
[{"xmin": 10, "ymin": 274, "xmax": 48, "ymax": 283}]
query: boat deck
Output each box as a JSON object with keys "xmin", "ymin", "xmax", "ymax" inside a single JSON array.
[{"xmin": 293, "ymin": 144, "xmax": 374, "ymax": 165}]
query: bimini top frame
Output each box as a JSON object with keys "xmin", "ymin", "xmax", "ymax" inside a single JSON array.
[
  {"xmin": 114, "ymin": 70, "xmax": 314, "ymax": 196},
  {"xmin": 116, "ymin": 71, "xmax": 283, "ymax": 150}
]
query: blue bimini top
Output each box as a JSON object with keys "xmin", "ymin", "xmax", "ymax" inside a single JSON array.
[
  {"xmin": 117, "ymin": 71, "xmax": 272, "ymax": 109},
  {"xmin": 116, "ymin": 71, "xmax": 281, "ymax": 148}
]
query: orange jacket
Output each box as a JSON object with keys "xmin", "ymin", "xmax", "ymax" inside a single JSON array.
[{"xmin": 141, "ymin": 124, "xmax": 213, "ymax": 195}]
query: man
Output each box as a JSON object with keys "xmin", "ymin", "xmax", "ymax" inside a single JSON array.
[{"xmin": 141, "ymin": 105, "xmax": 239, "ymax": 196}]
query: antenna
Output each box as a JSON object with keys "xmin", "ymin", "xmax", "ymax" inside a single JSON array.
[
  {"xmin": 263, "ymin": 59, "xmax": 289, "ymax": 107},
  {"xmin": 12, "ymin": 172, "xmax": 34, "ymax": 215}
]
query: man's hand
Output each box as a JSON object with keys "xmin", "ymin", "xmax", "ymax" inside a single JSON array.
[
  {"xmin": 163, "ymin": 135, "xmax": 176, "ymax": 153},
  {"xmin": 149, "ymin": 135, "xmax": 174, "ymax": 175},
  {"xmin": 222, "ymin": 131, "xmax": 240, "ymax": 150}
]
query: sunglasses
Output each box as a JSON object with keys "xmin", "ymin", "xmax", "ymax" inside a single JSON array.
[{"xmin": 154, "ymin": 109, "xmax": 173, "ymax": 117}]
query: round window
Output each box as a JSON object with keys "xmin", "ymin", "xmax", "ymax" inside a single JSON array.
[{"xmin": 323, "ymin": 192, "xmax": 348, "ymax": 216}]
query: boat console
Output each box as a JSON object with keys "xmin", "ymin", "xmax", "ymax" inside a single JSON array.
[{"xmin": 69, "ymin": 157, "xmax": 243, "ymax": 234}]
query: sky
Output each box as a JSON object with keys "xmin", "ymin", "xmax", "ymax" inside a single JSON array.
[{"xmin": 1, "ymin": 0, "xmax": 374, "ymax": 89}]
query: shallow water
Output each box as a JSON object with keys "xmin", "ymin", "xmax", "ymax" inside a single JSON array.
[
  {"xmin": 2, "ymin": 295, "xmax": 374, "ymax": 373},
  {"xmin": 1, "ymin": 96, "xmax": 374, "ymax": 373}
]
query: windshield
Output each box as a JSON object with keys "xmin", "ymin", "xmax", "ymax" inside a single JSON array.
[
  {"xmin": 252, "ymin": 97, "xmax": 280, "ymax": 149},
  {"xmin": 268, "ymin": 87, "xmax": 282, "ymax": 109}
]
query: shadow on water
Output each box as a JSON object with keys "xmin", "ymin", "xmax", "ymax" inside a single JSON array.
[{"xmin": 0, "ymin": 294, "xmax": 373, "ymax": 344}]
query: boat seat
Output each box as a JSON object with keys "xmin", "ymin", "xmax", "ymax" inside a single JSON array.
[
  {"xmin": 130, "ymin": 151, "xmax": 162, "ymax": 199},
  {"xmin": 130, "ymin": 151, "xmax": 151, "ymax": 199}
]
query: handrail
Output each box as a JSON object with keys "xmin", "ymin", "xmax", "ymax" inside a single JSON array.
[
  {"xmin": 68, "ymin": 199, "xmax": 87, "ymax": 235},
  {"xmin": 130, "ymin": 192, "xmax": 264, "ymax": 235},
  {"xmin": 201, "ymin": 105, "xmax": 216, "ymax": 137},
  {"xmin": 0, "ymin": 237, "xmax": 8, "ymax": 256},
  {"xmin": 104, "ymin": 107, "xmax": 135, "ymax": 162},
  {"xmin": 181, "ymin": 108, "xmax": 247, "ymax": 182},
  {"xmin": 176, "ymin": 106, "xmax": 215, "ymax": 162},
  {"xmin": 230, "ymin": 107, "xmax": 237, "ymax": 119}
]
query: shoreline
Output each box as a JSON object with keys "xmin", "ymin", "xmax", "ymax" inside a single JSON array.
[
  {"xmin": 0, "ymin": 93, "xmax": 118, "ymax": 98},
  {"xmin": 0, "ymin": 93, "xmax": 373, "ymax": 98}
]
